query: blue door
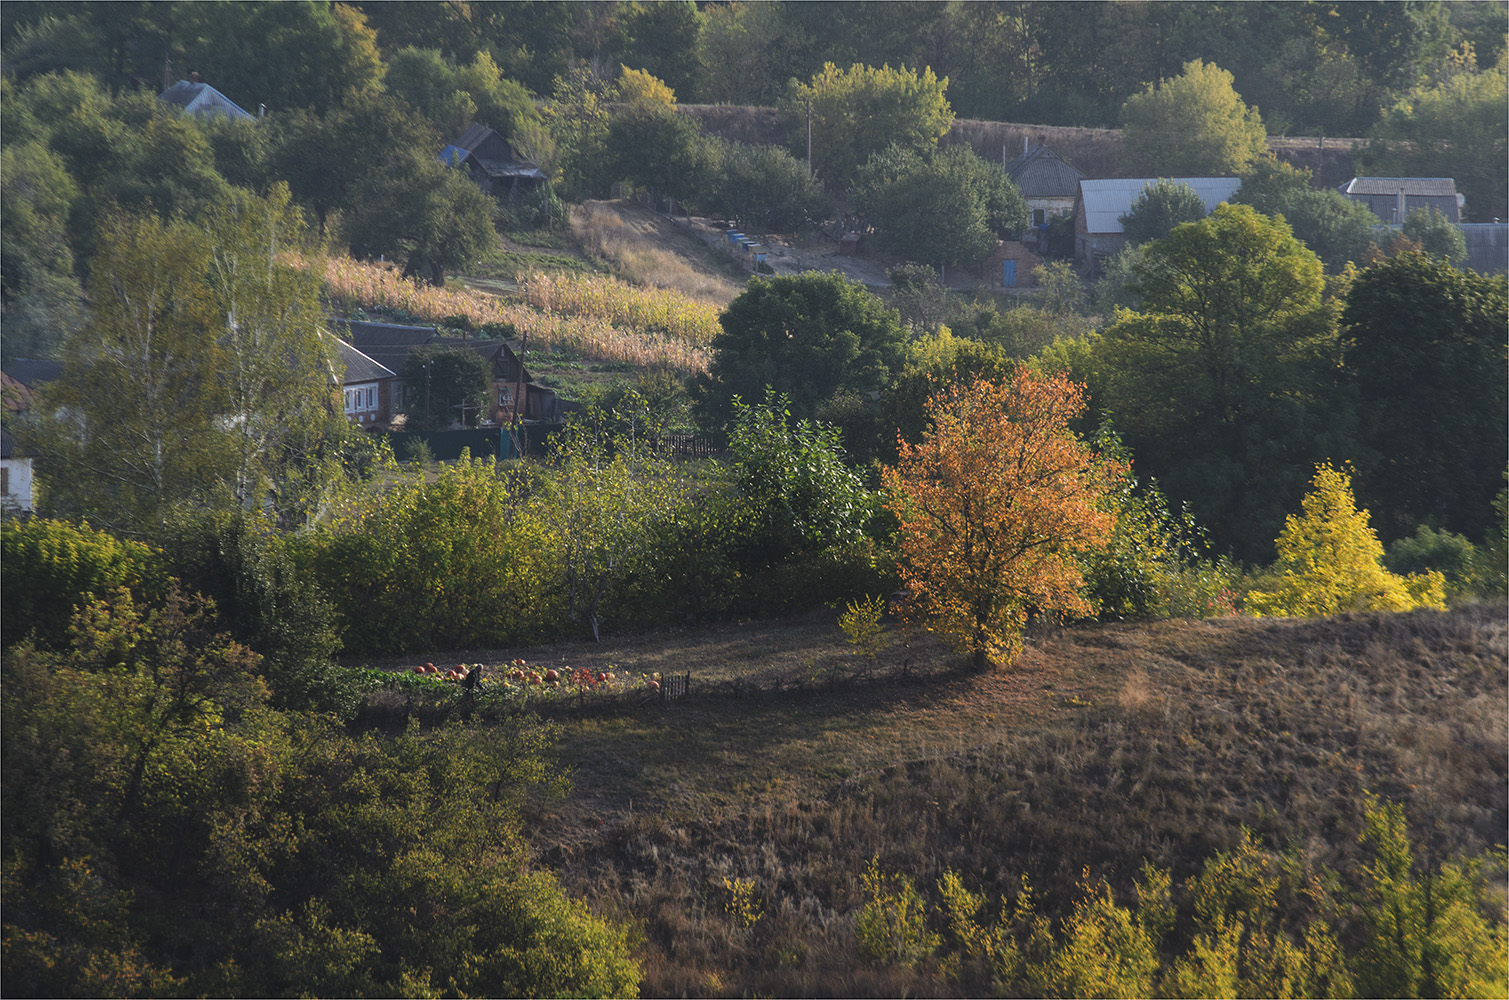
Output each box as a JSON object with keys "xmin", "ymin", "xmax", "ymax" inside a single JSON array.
[{"xmin": 1002, "ymin": 259, "xmax": 1017, "ymax": 287}]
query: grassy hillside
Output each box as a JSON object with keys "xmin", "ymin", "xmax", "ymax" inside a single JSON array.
[{"xmin": 359, "ymin": 603, "xmax": 1507, "ymax": 997}]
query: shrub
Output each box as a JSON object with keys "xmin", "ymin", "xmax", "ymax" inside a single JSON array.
[
  {"xmin": 855, "ymin": 857, "xmax": 940, "ymax": 968},
  {"xmin": 1247, "ymin": 464, "xmax": 1447, "ymax": 616},
  {"xmin": 1385, "ymin": 525, "xmax": 1484, "ymax": 604},
  {"xmin": 1, "ymin": 517, "xmax": 165, "ymax": 649}
]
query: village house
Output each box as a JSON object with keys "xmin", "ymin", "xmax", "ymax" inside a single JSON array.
[
  {"xmin": 331, "ymin": 319, "xmax": 565, "ymax": 429},
  {"xmin": 439, "ymin": 125, "xmax": 546, "ymax": 200},
  {"xmin": 331, "ymin": 337, "xmax": 399, "ymax": 428},
  {"xmin": 158, "ymin": 74, "xmax": 255, "ymax": 121},
  {"xmin": 1004, "ymin": 142, "xmax": 1085, "ymax": 253},
  {"xmin": 1074, "ymin": 176, "xmax": 1242, "ymax": 272},
  {"xmin": 1340, "ymin": 176, "xmax": 1461, "ymax": 223}
]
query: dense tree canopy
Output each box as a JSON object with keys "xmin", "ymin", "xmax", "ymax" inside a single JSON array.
[
  {"xmin": 1121, "ymin": 60, "xmax": 1267, "ymax": 176},
  {"xmin": 696, "ymin": 271, "xmax": 908, "ymax": 439},
  {"xmin": 1341, "ymin": 251, "xmax": 1508, "ymax": 544},
  {"xmin": 1234, "ymin": 158, "xmax": 1380, "ymax": 272},
  {"xmin": 781, "ymin": 61, "xmax": 953, "ymax": 191},
  {"xmin": 852, "ymin": 143, "xmax": 1029, "ymax": 268},
  {"xmin": 1096, "ymin": 203, "xmax": 1340, "ymax": 560},
  {"xmin": 1118, "ymin": 179, "xmax": 1209, "ymax": 246}
]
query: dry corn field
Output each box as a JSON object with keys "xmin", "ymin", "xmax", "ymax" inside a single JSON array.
[{"xmin": 320, "ymin": 256, "xmax": 714, "ymax": 373}]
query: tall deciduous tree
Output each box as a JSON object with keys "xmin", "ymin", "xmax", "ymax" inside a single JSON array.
[
  {"xmin": 696, "ymin": 271, "xmax": 907, "ymax": 439},
  {"xmin": 203, "ymin": 183, "xmax": 341, "ymax": 524},
  {"xmin": 1118, "ymin": 178, "xmax": 1209, "ymax": 245},
  {"xmin": 1235, "ymin": 158, "xmax": 1380, "ymax": 272},
  {"xmin": 852, "ymin": 143, "xmax": 1028, "ymax": 268},
  {"xmin": 341, "ymin": 149, "xmax": 497, "ymax": 285},
  {"xmin": 782, "ymin": 61, "xmax": 953, "ymax": 190},
  {"xmin": 1341, "ymin": 251, "xmax": 1507, "ymax": 543},
  {"xmin": 1096, "ymin": 203, "xmax": 1340, "ymax": 560},
  {"xmin": 1122, "ymin": 59, "xmax": 1267, "ymax": 176},
  {"xmin": 886, "ymin": 371, "xmax": 1125, "ymax": 670},
  {"xmin": 27, "ymin": 211, "xmax": 228, "ymax": 537}
]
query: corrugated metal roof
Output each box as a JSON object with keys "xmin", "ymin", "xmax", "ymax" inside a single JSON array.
[
  {"xmin": 1005, "ymin": 145, "xmax": 1086, "ymax": 199},
  {"xmin": 158, "ymin": 81, "xmax": 254, "ymax": 121},
  {"xmin": 1078, "ymin": 177, "xmax": 1242, "ymax": 234},
  {"xmin": 1343, "ymin": 177, "xmax": 1457, "ymax": 197}
]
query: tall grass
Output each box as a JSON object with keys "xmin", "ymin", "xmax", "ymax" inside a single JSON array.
[
  {"xmin": 570, "ymin": 201, "xmax": 742, "ymax": 304},
  {"xmin": 521, "ymin": 270, "xmax": 722, "ymax": 346},
  {"xmin": 319, "ymin": 256, "xmax": 711, "ymax": 373}
]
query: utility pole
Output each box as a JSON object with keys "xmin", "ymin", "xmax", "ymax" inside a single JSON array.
[
  {"xmin": 806, "ymin": 97, "xmax": 812, "ymax": 176},
  {"xmin": 424, "ymin": 361, "xmax": 433, "ymax": 431}
]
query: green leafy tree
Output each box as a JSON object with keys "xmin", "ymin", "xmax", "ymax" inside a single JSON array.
[
  {"xmin": 853, "ymin": 143, "xmax": 1028, "ymax": 268},
  {"xmin": 1340, "ymin": 251, "xmax": 1507, "ymax": 543},
  {"xmin": 0, "ymin": 138, "xmax": 85, "ymax": 363},
  {"xmin": 1246, "ymin": 464, "xmax": 1445, "ymax": 616},
  {"xmin": 341, "ymin": 149, "xmax": 497, "ymax": 285},
  {"xmin": 726, "ymin": 391, "xmax": 877, "ymax": 568},
  {"xmin": 1096, "ymin": 203, "xmax": 1340, "ymax": 560},
  {"xmin": 203, "ymin": 184, "xmax": 342, "ymax": 523},
  {"xmin": 1235, "ymin": 158, "xmax": 1380, "ymax": 272},
  {"xmin": 697, "ymin": 271, "xmax": 908, "ymax": 438},
  {"xmin": 1118, "ymin": 178, "xmax": 1209, "ymax": 245},
  {"xmin": 603, "ymin": 101, "xmax": 709, "ymax": 205},
  {"xmin": 1400, "ymin": 206, "xmax": 1467, "ymax": 263},
  {"xmin": 399, "ymin": 345, "xmax": 493, "ymax": 429},
  {"xmin": 620, "ymin": 0, "xmax": 702, "ymax": 100},
  {"xmin": 782, "ymin": 61, "xmax": 954, "ymax": 190},
  {"xmin": 26, "ymin": 210, "xmax": 231, "ymax": 538},
  {"xmin": 542, "ymin": 65, "xmax": 613, "ymax": 199},
  {"xmin": 172, "ymin": 0, "xmax": 385, "ymax": 114},
  {"xmin": 886, "ymin": 262, "xmax": 953, "ymax": 334},
  {"xmin": 1122, "ymin": 59, "xmax": 1267, "ymax": 175},
  {"xmin": 383, "ymin": 45, "xmax": 478, "ymax": 135},
  {"xmin": 702, "ymin": 138, "xmax": 829, "ymax": 232},
  {"xmin": 1365, "ymin": 46, "xmax": 1508, "ymax": 222},
  {"xmin": 268, "ymin": 92, "xmax": 437, "ymax": 235}
]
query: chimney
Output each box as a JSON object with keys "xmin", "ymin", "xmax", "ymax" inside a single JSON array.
[
  {"xmin": 189, "ymin": 70, "xmax": 202, "ymax": 84},
  {"xmin": 1023, "ymin": 136, "xmax": 1029, "ymax": 156}
]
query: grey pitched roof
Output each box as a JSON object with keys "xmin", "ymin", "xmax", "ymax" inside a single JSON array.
[
  {"xmin": 1005, "ymin": 145, "xmax": 1086, "ymax": 200},
  {"xmin": 332, "ymin": 320, "xmax": 527, "ymax": 379},
  {"xmin": 440, "ymin": 125, "xmax": 545, "ymax": 180},
  {"xmin": 1343, "ymin": 177, "xmax": 1457, "ymax": 197},
  {"xmin": 158, "ymin": 81, "xmax": 254, "ymax": 121},
  {"xmin": 334, "ymin": 339, "xmax": 396, "ymax": 384},
  {"xmin": 6, "ymin": 359, "xmax": 63, "ymax": 388},
  {"xmin": 1078, "ymin": 177, "xmax": 1242, "ymax": 234}
]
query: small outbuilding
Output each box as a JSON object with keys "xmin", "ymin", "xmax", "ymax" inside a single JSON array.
[
  {"xmin": 440, "ymin": 125, "xmax": 546, "ymax": 200},
  {"xmin": 1074, "ymin": 176, "xmax": 1242, "ymax": 271},
  {"xmin": 1340, "ymin": 177, "xmax": 1461, "ymax": 224}
]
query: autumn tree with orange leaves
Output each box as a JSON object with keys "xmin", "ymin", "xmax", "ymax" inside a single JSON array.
[{"xmin": 884, "ymin": 371, "xmax": 1127, "ymax": 670}]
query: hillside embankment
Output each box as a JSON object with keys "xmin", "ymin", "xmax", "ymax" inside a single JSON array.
[{"xmin": 680, "ymin": 104, "xmax": 1359, "ymax": 186}]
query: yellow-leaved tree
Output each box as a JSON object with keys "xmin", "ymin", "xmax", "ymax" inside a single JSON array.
[
  {"xmin": 1247, "ymin": 464, "xmax": 1446, "ymax": 617},
  {"xmin": 884, "ymin": 371, "xmax": 1127, "ymax": 670}
]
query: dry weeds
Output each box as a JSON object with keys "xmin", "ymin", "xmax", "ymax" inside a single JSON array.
[
  {"xmin": 569, "ymin": 201, "xmax": 743, "ymax": 305},
  {"xmin": 367, "ymin": 605, "xmax": 1506, "ymax": 997}
]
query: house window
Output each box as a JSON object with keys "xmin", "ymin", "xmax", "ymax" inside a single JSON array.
[
  {"xmin": 498, "ymin": 386, "xmax": 513, "ymax": 408},
  {"xmin": 1033, "ymin": 209, "xmax": 1045, "ymax": 226},
  {"xmin": 1, "ymin": 468, "xmax": 8, "ymax": 496},
  {"xmin": 344, "ymin": 389, "xmax": 354, "ymax": 413},
  {"xmin": 365, "ymin": 386, "xmax": 376, "ymax": 410}
]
